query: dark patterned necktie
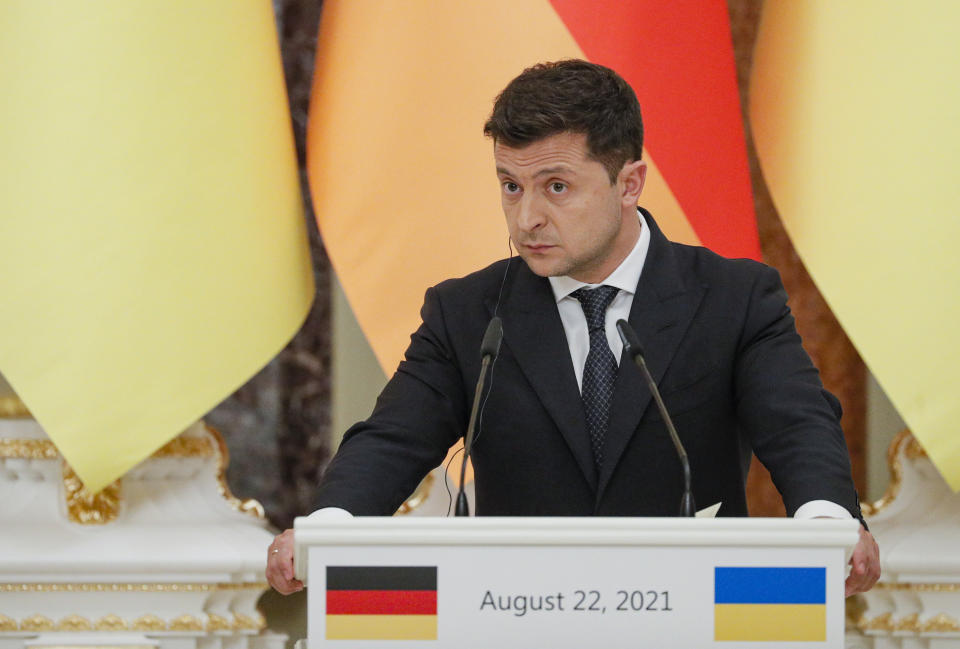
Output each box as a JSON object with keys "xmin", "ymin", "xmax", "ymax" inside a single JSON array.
[{"xmin": 571, "ymin": 285, "xmax": 620, "ymax": 471}]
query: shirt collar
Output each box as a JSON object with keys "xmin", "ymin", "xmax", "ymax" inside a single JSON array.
[{"xmin": 548, "ymin": 209, "xmax": 651, "ymax": 303}]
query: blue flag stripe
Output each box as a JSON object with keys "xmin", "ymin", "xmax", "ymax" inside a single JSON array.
[{"xmin": 715, "ymin": 567, "xmax": 825, "ymax": 604}]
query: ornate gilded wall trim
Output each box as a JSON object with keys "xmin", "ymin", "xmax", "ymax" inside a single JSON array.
[
  {"xmin": 0, "ymin": 582, "xmax": 268, "ymax": 593},
  {"xmin": 396, "ymin": 472, "xmax": 435, "ymax": 515},
  {"xmin": 862, "ymin": 429, "xmax": 917, "ymax": 516},
  {"xmin": 845, "ymin": 595, "xmax": 866, "ymax": 627},
  {"xmin": 94, "ymin": 614, "xmax": 128, "ymax": 631},
  {"xmin": 56, "ymin": 614, "xmax": 93, "ymax": 631},
  {"xmin": 63, "ymin": 463, "xmax": 122, "ymax": 525},
  {"xmin": 921, "ymin": 613, "xmax": 960, "ymax": 632},
  {"xmin": 904, "ymin": 436, "xmax": 928, "ymax": 460},
  {"xmin": 206, "ymin": 614, "xmax": 231, "ymax": 631},
  {"xmin": 893, "ymin": 613, "xmax": 921, "ymax": 632},
  {"xmin": 0, "ymin": 434, "xmax": 216, "ymax": 462},
  {"xmin": 2, "ymin": 425, "xmax": 264, "ymax": 523},
  {"xmin": 232, "ymin": 614, "xmax": 265, "ymax": 631},
  {"xmin": 37, "ymin": 646, "xmax": 155, "ymax": 649},
  {"xmin": 204, "ymin": 424, "xmax": 265, "ymax": 519},
  {"xmin": 862, "ymin": 612, "xmax": 894, "ymax": 632},
  {"xmin": 0, "ymin": 395, "xmax": 30, "ymax": 418},
  {"xmin": 131, "ymin": 615, "xmax": 166, "ymax": 631},
  {"xmin": 20, "ymin": 614, "xmax": 55, "ymax": 631},
  {"xmin": 0, "ymin": 612, "xmax": 267, "ymax": 634},
  {"xmin": 169, "ymin": 615, "xmax": 204, "ymax": 631},
  {"xmin": 154, "ymin": 436, "xmax": 215, "ymax": 458},
  {"xmin": 0, "ymin": 438, "xmax": 59, "ymax": 460},
  {"xmin": 874, "ymin": 582, "xmax": 960, "ymax": 592}
]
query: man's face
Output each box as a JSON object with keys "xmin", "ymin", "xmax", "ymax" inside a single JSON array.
[{"xmin": 494, "ymin": 132, "xmax": 644, "ymax": 283}]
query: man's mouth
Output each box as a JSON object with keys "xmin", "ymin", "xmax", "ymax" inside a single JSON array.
[{"xmin": 522, "ymin": 243, "xmax": 555, "ymax": 251}]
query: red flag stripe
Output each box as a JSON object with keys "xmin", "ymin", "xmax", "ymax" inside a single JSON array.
[
  {"xmin": 327, "ymin": 590, "xmax": 438, "ymax": 615},
  {"xmin": 549, "ymin": 0, "xmax": 760, "ymax": 260}
]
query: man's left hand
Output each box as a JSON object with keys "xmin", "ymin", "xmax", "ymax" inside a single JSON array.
[{"xmin": 846, "ymin": 525, "xmax": 880, "ymax": 597}]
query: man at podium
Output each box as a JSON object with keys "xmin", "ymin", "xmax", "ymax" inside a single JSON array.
[{"xmin": 267, "ymin": 60, "xmax": 879, "ymax": 597}]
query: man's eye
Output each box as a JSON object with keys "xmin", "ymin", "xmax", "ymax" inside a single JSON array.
[
  {"xmin": 503, "ymin": 182, "xmax": 520, "ymax": 193},
  {"xmin": 550, "ymin": 182, "xmax": 567, "ymax": 193}
]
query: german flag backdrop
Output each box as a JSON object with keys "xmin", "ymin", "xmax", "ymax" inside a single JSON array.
[{"xmin": 307, "ymin": 0, "xmax": 759, "ymax": 375}]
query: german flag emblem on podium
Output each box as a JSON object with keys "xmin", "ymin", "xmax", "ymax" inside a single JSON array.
[{"xmin": 326, "ymin": 566, "xmax": 438, "ymax": 640}]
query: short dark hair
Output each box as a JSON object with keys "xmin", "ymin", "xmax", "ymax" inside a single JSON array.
[{"xmin": 484, "ymin": 59, "xmax": 643, "ymax": 182}]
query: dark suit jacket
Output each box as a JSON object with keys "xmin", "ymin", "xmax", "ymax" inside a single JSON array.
[{"xmin": 316, "ymin": 209, "xmax": 862, "ymax": 520}]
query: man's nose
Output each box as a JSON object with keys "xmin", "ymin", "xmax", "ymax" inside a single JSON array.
[{"xmin": 516, "ymin": 194, "xmax": 546, "ymax": 232}]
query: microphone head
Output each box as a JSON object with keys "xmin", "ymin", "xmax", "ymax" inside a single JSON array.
[
  {"xmin": 480, "ymin": 316, "xmax": 503, "ymax": 359},
  {"xmin": 616, "ymin": 319, "xmax": 644, "ymax": 359}
]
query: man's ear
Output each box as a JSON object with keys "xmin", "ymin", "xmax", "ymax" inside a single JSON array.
[{"xmin": 620, "ymin": 160, "xmax": 647, "ymax": 206}]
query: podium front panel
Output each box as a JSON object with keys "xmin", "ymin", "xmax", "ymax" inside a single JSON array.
[{"xmin": 295, "ymin": 517, "xmax": 858, "ymax": 649}]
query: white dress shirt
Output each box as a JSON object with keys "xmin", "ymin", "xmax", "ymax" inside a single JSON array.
[{"xmin": 548, "ymin": 211, "xmax": 651, "ymax": 391}]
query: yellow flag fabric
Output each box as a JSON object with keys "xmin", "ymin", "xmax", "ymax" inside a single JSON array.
[
  {"xmin": 0, "ymin": 1, "xmax": 314, "ymax": 493},
  {"xmin": 750, "ymin": 3, "xmax": 960, "ymax": 489}
]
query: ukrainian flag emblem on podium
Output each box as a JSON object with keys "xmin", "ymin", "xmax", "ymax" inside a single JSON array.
[{"xmin": 714, "ymin": 567, "xmax": 826, "ymax": 642}]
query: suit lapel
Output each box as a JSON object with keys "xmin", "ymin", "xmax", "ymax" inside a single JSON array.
[
  {"xmin": 492, "ymin": 261, "xmax": 598, "ymax": 491},
  {"xmin": 596, "ymin": 211, "xmax": 706, "ymax": 502}
]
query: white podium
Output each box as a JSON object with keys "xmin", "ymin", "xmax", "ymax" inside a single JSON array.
[{"xmin": 294, "ymin": 517, "xmax": 858, "ymax": 648}]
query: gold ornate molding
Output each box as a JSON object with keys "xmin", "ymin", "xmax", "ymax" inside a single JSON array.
[
  {"xmin": 857, "ymin": 608, "xmax": 960, "ymax": 634},
  {"xmin": 0, "ymin": 395, "xmax": 30, "ymax": 418},
  {"xmin": 63, "ymin": 463, "xmax": 122, "ymax": 524},
  {"xmin": 1, "ymin": 424, "xmax": 265, "ymax": 522},
  {"xmin": 396, "ymin": 472, "xmax": 435, "ymax": 515},
  {"xmin": 155, "ymin": 435, "xmax": 216, "ymax": 458},
  {"xmin": 95, "ymin": 614, "xmax": 128, "ymax": 631},
  {"xmin": 846, "ymin": 595, "xmax": 866, "ymax": 627},
  {"xmin": 206, "ymin": 614, "xmax": 231, "ymax": 631},
  {"xmin": 232, "ymin": 613, "xmax": 266, "ymax": 631},
  {"xmin": 862, "ymin": 429, "xmax": 922, "ymax": 517},
  {"xmin": 10, "ymin": 611, "xmax": 265, "ymax": 633},
  {"xmin": 921, "ymin": 612, "xmax": 960, "ymax": 632},
  {"xmin": 39, "ymin": 646, "xmax": 156, "ymax": 649},
  {"xmin": 57, "ymin": 614, "xmax": 93, "ymax": 631},
  {"xmin": 1, "ymin": 427, "xmax": 262, "ymax": 523},
  {"xmin": 0, "ymin": 581, "xmax": 268, "ymax": 593},
  {"xmin": 0, "ymin": 433, "xmax": 215, "ymax": 462},
  {"xmin": 861, "ymin": 611, "xmax": 894, "ymax": 632},
  {"xmin": 169, "ymin": 614, "xmax": 204, "ymax": 631},
  {"xmin": 874, "ymin": 582, "xmax": 960, "ymax": 592},
  {"xmin": 20, "ymin": 614, "xmax": 55, "ymax": 632},
  {"xmin": 904, "ymin": 437, "xmax": 928, "ymax": 461},
  {"xmin": 893, "ymin": 613, "xmax": 921, "ymax": 632},
  {"xmin": 0, "ymin": 438, "xmax": 59, "ymax": 460},
  {"xmin": 204, "ymin": 425, "xmax": 265, "ymax": 519},
  {"xmin": 131, "ymin": 614, "xmax": 166, "ymax": 631},
  {"xmin": 0, "ymin": 610, "xmax": 263, "ymax": 634}
]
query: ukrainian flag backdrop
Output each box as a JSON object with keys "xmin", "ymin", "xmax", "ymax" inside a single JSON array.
[{"xmin": 714, "ymin": 567, "xmax": 826, "ymax": 642}]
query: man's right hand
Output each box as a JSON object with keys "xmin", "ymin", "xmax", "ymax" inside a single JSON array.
[{"xmin": 266, "ymin": 528, "xmax": 303, "ymax": 594}]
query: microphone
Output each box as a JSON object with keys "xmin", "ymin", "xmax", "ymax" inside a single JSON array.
[
  {"xmin": 455, "ymin": 316, "xmax": 503, "ymax": 516},
  {"xmin": 480, "ymin": 316, "xmax": 504, "ymax": 358},
  {"xmin": 616, "ymin": 319, "xmax": 696, "ymax": 517}
]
